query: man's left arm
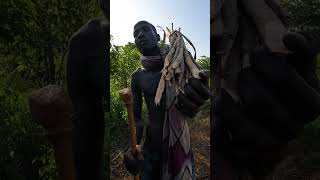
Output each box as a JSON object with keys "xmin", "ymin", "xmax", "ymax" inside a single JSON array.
[{"xmin": 175, "ymin": 72, "xmax": 211, "ymax": 117}]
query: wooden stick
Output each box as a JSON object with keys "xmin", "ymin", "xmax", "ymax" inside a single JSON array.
[
  {"xmin": 119, "ymin": 88, "xmax": 140, "ymax": 180},
  {"xmin": 29, "ymin": 85, "xmax": 76, "ymax": 180}
]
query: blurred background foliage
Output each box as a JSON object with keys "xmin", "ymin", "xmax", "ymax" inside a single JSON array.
[
  {"xmin": 0, "ymin": 0, "xmax": 319, "ymax": 179},
  {"xmin": 281, "ymin": 0, "xmax": 320, "ymax": 31}
]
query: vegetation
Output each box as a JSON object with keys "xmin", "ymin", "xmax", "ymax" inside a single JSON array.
[
  {"xmin": 281, "ymin": 0, "xmax": 320, "ymax": 31},
  {"xmin": 0, "ymin": 0, "xmax": 105, "ymax": 179}
]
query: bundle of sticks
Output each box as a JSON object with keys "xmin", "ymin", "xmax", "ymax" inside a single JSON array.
[{"xmin": 155, "ymin": 26, "xmax": 201, "ymax": 105}]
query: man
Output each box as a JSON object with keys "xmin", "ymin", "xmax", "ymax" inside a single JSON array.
[
  {"xmin": 212, "ymin": 0, "xmax": 320, "ymax": 179},
  {"xmin": 66, "ymin": 0, "xmax": 109, "ymax": 179},
  {"xmin": 124, "ymin": 21, "xmax": 210, "ymax": 180}
]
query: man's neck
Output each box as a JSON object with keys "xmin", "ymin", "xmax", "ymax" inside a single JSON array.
[
  {"xmin": 140, "ymin": 53, "xmax": 164, "ymax": 72},
  {"xmin": 142, "ymin": 48, "xmax": 161, "ymax": 56}
]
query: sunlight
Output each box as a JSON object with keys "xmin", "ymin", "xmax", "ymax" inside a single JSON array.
[
  {"xmin": 110, "ymin": 0, "xmax": 210, "ymax": 57},
  {"xmin": 110, "ymin": 0, "xmax": 136, "ymax": 45}
]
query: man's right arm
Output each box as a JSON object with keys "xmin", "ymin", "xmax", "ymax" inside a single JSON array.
[
  {"xmin": 131, "ymin": 71, "xmax": 144, "ymax": 145},
  {"xmin": 123, "ymin": 71, "xmax": 144, "ymax": 176}
]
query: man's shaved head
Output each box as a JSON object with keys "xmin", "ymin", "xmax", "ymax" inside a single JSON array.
[
  {"xmin": 133, "ymin": 21, "xmax": 160, "ymax": 55},
  {"xmin": 134, "ymin": 21, "xmax": 157, "ymax": 35}
]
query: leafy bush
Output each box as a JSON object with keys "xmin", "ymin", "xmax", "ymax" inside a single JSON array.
[{"xmin": 0, "ymin": 0, "xmax": 103, "ymax": 179}]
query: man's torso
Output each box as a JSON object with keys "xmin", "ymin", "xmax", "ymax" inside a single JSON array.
[{"xmin": 133, "ymin": 68, "xmax": 166, "ymax": 152}]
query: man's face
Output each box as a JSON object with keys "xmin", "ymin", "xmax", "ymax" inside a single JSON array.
[{"xmin": 133, "ymin": 22, "xmax": 159, "ymax": 54}]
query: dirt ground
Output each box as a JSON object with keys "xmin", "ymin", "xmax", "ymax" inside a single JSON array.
[
  {"xmin": 190, "ymin": 106, "xmax": 210, "ymax": 179},
  {"xmin": 110, "ymin": 103, "xmax": 210, "ymax": 180}
]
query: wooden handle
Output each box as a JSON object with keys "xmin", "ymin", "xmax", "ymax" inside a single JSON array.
[
  {"xmin": 134, "ymin": 175, "xmax": 140, "ymax": 180},
  {"xmin": 29, "ymin": 85, "xmax": 76, "ymax": 180},
  {"xmin": 119, "ymin": 88, "xmax": 140, "ymax": 180}
]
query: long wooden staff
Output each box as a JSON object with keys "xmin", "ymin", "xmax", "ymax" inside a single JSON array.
[
  {"xmin": 119, "ymin": 88, "xmax": 140, "ymax": 180},
  {"xmin": 29, "ymin": 85, "xmax": 76, "ymax": 180}
]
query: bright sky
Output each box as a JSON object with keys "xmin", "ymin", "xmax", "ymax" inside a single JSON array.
[{"xmin": 110, "ymin": 0, "xmax": 210, "ymax": 58}]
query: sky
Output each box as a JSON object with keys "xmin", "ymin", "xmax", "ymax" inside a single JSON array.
[{"xmin": 110, "ymin": 0, "xmax": 210, "ymax": 58}]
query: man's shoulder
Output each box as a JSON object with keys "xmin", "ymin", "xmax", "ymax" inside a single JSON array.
[
  {"xmin": 131, "ymin": 68, "xmax": 145, "ymax": 80},
  {"xmin": 132, "ymin": 68, "xmax": 143, "ymax": 75},
  {"xmin": 68, "ymin": 17, "xmax": 107, "ymax": 56},
  {"xmin": 69, "ymin": 17, "xmax": 103, "ymax": 44}
]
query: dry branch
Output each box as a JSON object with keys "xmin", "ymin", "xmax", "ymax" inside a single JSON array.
[{"xmin": 154, "ymin": 26, "xmax": 201, "ymax": 105}]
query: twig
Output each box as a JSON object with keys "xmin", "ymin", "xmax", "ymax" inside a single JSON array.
[
  {"xmin": 111, "ymin": 151, "xmax": 123, "ymax": 163},
  {"xmin": 197, "ymin": 175, "xmax": 209, "ymax": 180},
  {"xmin": 111, "ymin": 144, "xmax": 129, "ymax": 163}
]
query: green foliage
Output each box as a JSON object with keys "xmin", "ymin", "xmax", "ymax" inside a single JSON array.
[
  {"xmin": 110, "ymin": 40, "xmax": 138, "ymax": 148},
  {"xmin": 0, "ymin": 74, "xmax": 54, "ymax": 179},
  {"xmin": 0, "ymin": 0, "xmax": 105, "ymax": 179},
  {"xmin": 110, "ymin": 39, "xmax": 150, "ymax": 151},
  {"xmin": 109, "ymin": 39, "xmax": 140, "ymax": 146},
  {"xmin": 0, "ymin": 0, "xmax": 100, "ymax": 86},
  {"xmin": 110, "ymin": 42, "xmax": 141, "ymax": 88},
  {"xmin": 197, "ymin": 55, "xmax": 210, "ymax": 72},
  {"xmin": 281, "ymin": 0, "xmax": 320, "ymax": 30}
]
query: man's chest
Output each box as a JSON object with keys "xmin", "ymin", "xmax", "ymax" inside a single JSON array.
[{"xmin": 138, "ymin": 71, "xmax": 161, "ymax": 97}]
